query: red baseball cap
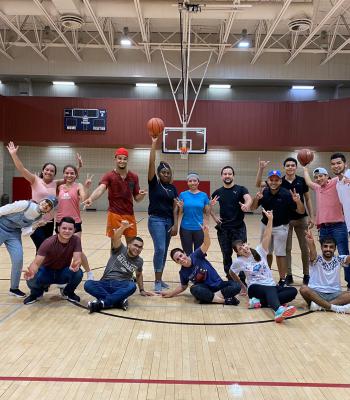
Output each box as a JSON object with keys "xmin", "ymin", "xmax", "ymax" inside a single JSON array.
[{"xmin": 115, "ymin": 148, "xmax": 128, "ymax": 158}]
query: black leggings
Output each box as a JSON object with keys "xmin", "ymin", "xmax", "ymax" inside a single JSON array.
[
  {"xmin": 180, "ymin": 227, "xmax": 204, "ymax": 255},
  {"xmin": 248, "ymin": 284, "xmax": 297, "ymax": 311},
  {"xmin": 190, "ymin": 281, "xmax": 241, "ymax": 303},
  {"xmin": 30, "ymin": 220, "xmax": 54, "ymax": 251}
]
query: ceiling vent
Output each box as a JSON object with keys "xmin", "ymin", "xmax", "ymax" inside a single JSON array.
[
  {"xmin": 288, "ymin": 17, "xmax": 312, "ymax": 32},
  {"xmin": 60, "ymin": 14, "xmax": 84, "ymax": 30}
]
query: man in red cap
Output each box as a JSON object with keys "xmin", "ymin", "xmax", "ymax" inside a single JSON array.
[{"xmin": 83, "ymin": 148, "xmax": 147, "ymax": 241}]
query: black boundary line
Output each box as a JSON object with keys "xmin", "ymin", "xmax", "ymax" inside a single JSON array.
[{"xmin": 72, "ymin": 301, "xmax": 313, "ymax": 326}]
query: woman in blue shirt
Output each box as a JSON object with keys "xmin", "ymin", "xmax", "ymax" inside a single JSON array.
[
  {"xmin": 148, "ymin": 136, "xmax": 178, "ymax": 292},
  {"xmin": 178, "ymin": 172, "xmax": 210, "ymax": 255}
]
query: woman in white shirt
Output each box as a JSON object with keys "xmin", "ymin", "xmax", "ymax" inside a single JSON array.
[{"xmin": 230, "ymin": 209, "xmax": 297, "ymax": 323}]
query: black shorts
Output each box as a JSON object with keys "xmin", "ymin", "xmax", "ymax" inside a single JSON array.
[{"xmin": 55, "ymin": 222, "xmax": 82, "ymax": 234}]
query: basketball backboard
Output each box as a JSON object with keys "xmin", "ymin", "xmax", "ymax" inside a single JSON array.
[{"xmin": 162, "ymin": 127, "xmax": 207, "ymax": 158}]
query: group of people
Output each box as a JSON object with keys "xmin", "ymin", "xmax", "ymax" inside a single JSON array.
[{"xmin": 2, "ymin": 138, "xmax": 350, "ymax": 323}]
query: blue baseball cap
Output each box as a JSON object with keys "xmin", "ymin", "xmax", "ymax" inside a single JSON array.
[
  {"xmin": 313, "ymin": 167, "xmax": 328, "ymax": 176},
  {"xmin": 267, "ymin": 170, "xmax": 282, "ymax": 178}
]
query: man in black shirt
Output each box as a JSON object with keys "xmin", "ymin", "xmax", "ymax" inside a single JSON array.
[
  {"xmin": 211, "ymin": 166, "xmax": 252, "ymax": 277},
  {"xmin": 251, "ymin": 169, "xmax": 305, "ymax": 286},
  {"xmin": 256, "ymin": 158, "xmax": 314, "ymax": 285}
]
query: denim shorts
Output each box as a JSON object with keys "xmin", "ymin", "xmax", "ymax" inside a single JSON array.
[{"xmin": 313, "ymin": 289, "xmax": 342, "ymax": 302}]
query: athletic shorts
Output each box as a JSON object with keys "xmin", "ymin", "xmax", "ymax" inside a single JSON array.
[
  {"xmin": 260, "ymin": 223, "xmax": 289, "ymax": 256},
  {"xmin": 312, "ymin": 289, "xmax": 342, "ymax": 302},
  {"xmin": 106, "ymin": 212, "xmax": 137, "ymax": 238},
  {"xmin": 55, "ymin": 221, "xmax": 82, "ymax": 234}
]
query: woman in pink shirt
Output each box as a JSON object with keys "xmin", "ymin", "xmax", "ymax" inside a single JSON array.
[
  {"xmin": 7, "ymin": 141, "xmax": 82, "ymax": 251},
  {"xmin": 56, "ymin": 165, "xmax": 94, "ymax": 279}
]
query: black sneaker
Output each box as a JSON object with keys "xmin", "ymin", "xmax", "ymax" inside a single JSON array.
[
  {"xmin": 9, "ymin": 288, "xmax": 26, "ymax": 298},
  {"xmin": 87, "ymin": 300, "xmax": 104, "ymax": 314},
  {"xmin": 23, "ymin": 295, "xmax": 38, "ymax": 305},
  {"xmin": 285, "ymin": 274, "xmax": 294, "ymax": 286},
  {"xmin": 277, "ymin": 279, "xmax": 286, "ymax": 288},
  {"xmin": 61, "ymin": 288, "xmax": 80, "ymax": 303},
  {"xmin": 224, "ymin": 297, "xmax": 240, "ymax": 306},
  {"xmin": 303, "ymin": 274, "xmax": 310, "ymax": 285},
  {"xmin": 121, "ymin": 299, "xmax": 129, "ymax": 311}
]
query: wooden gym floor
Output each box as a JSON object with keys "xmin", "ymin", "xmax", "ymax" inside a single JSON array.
[{"xmin": 0, "ymin": 212, "xmax": 349, "ymax": 400}]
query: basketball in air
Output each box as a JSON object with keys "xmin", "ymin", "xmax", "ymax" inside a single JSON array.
[
  {"xmin": 297, "ymin": 149, "xmax": 314, "ymax": 166},
  {"xmin": 147, "ymin": 117, "xmax": 165, "ymax": 138}
]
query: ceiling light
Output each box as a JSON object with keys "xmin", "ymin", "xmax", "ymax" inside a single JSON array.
[
  {"xmin": 136, "ymin": 83, "xmax": 157, "ymax": 87},
  {"xmin": 52, "ymin": 81, "xmax": 75, "ymax": 86},
  {"xmin": 0, "ymin": 80, "xmax": 2, "ymax": 84},
  {"xmin": 238, "ymin": 40, "xmax": 250, "ymax": 48},
  {"xmin": 291, "ymin": 85, "xmax": 315, "ymax": 90},
  {"xmin": 209, "ymin": 84, "xmax": 231, "ymax": 89},
  {"xmin": 121, "ymin": 27, "xmax": 132, "ymax": 46}
]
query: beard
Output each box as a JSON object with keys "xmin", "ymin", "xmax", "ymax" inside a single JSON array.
[{"xmin": 224, "ymin": 178, "xmax": 233, "ymax": 185}]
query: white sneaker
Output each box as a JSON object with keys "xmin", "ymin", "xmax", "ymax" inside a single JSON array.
[
  {"xmin": 86, "ymin": 271, "xmax": 94, "ymax": 280},
  {"xmin": 333, "ymin": 304, "xmax": 350, "ymax": 314},
  {"xmin": 310, "ymin": 301, "xmax": 323, "ymax": 311}
]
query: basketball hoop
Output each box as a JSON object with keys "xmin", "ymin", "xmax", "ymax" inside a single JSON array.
[{"xmin": 180, "ymin": 146, "xmax": 188, "ymax": 159}]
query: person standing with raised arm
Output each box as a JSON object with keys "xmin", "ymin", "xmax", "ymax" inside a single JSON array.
[
  {"xmin": 256, "ymin": 158, "xmax": 314, "ymax": 285},
  {"xmin": 147, "ymin": 136, "xmax": 179, "ymax": 292},
  {"xmin": 83, "ymin": 148, "xmax": 147, "ymax": 242},
  {"xmin": 7, "ymin": 141, "xmax": 82, "ymax": 250}
]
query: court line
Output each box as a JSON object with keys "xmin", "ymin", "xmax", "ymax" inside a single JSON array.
[
  {"xmin": 0, "ymin": 376, "xmax": 348, "ymax": 388},
  {"xmin": 72, "ymin": 301, "xmax": 313, "ymax": 326}
]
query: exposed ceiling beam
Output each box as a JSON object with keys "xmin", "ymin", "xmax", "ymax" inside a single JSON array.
[
  {"xmin": 321, "ymin": 35, "xmax": 350, "ymax": 64},
  {"xmin": 251, "ymin": 0, "xmax": 292, "ymax": 64},
  {"xmin": 82, "ymin": 0, "xmax": 117, "ymax": 62},
  {"xmin": 0, "ymin": 10, "xmax": 47, "ymax": 60},
  {"xmin": 217, "ymin": 8, "xmax": 238, "ymax": 63},
  {"xmin": 286, "ymin": 0, "xmax": 347, "ymax": 64},
  {"xmin": 32, "ymin": 0, "xmax": 82, "ymax": 62},
  {"xmin": 134, "ymin": 0, "xmax": 151, "ymax": 62}
]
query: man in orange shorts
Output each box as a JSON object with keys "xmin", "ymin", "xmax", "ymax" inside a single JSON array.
[{"xmin": 83, "ymin": 148, "xmax": 147, "ymax": 241}]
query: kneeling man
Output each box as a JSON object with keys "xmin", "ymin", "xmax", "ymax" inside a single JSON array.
[
  {"xmin": 300, "ymin": 230, "xmax": 350, "ymax": 313},
  {"xmin": 23, "ymin": 216, "xmax": 83, "ymax": 304},
  {"xmin": 84, "ymin": 220, "xmax": 154, "ymax": 313},
  {"xmin": 162, "ymin": 225, "xmax": 241, "ymax": 305}
]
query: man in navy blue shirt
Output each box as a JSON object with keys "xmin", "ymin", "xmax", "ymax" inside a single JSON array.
[{"xmin": 161, "ymin": 225, "xmax": 241, "ymax": 305}]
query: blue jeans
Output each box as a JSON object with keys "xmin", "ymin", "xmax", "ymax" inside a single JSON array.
[
  {"xmin": 319, "ymin": 222, "xmax": 350, "ymax": 286},
  {"xmin": 28, "ymin": 266, "xmax": 83, "ymax": 298},
  {"xmin": 0, "ymin": 230, "xmax": 23, "ymax": 290},
  {"xmin": 148, "ymin": 215, "xmax": 173, "ymax": 273},
  {"xmin": 84, "ymin": 279, "xmax": 136, "ymax": 308}
]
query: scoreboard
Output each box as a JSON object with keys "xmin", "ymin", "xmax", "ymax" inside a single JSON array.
[{"xmin": 64, "ymin": 108, "xmax": 107, "ymax": 132}]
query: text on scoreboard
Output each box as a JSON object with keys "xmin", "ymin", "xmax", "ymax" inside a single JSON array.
[{"xmin": 64, "ymin": 108, "xmax": 107, "ymax": 132}]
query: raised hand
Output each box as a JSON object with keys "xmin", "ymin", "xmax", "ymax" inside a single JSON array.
[
  {"xmin": 239, "ymin": 202, "xmax": 250, "ymax": 212},
  {"xmin": 262, "ymin": 208, "xmax": 273, "ymax": 220},
  {"xmin": 7, "ymin": 141, "xmax": 18, "ymax": 155},
  {"xmin": 255, "ymin": 188, "xmax": 263, "ymax": 201},
  {"xmin": 305, "ymin": 228, "xmax": 314, "ymax": 243},
  {"xmin": 258, "ymin": 158, "xmax": 270, "ymax": 169},
  {"xmin": 84, "ymin": 173, "xmax": 94, "ymax": 188},
  {"xmin": 119, "ymin": 219, "xmax": 133, "ymax": 230},
  {"xmin": 290, "ymin": 188, "xmax": 300, "ymax": 203},
  {"xmin": 76, "ymin": 153, "xmax": 83, "ymax": 169},
  {"xmin": 210, "ymin": 195, "xmax": 219, "ymax": 207}
]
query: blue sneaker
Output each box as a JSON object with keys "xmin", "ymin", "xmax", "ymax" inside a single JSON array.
[
  {"xmin": 274, "ymin": 305, "xmax": 296, "ymax": 323},
  {"xmin": 248, "ymin": 297, "xmax": 261, "ymax": 309},
  {"xmin": 161, "ymin": 281, "xmax": 170, "ymax": 289},
  {"xmin": 154, "ymin": 281, "xmax": 162, "ymax": 292}
]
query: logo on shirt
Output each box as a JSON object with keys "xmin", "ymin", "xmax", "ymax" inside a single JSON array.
[{"xmin": 115, "ymin": 253, "xmax": 137, "ymax": 274}]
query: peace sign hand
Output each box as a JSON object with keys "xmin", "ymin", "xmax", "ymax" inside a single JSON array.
[{"xmin": 290, "ymin": 189, "xmax": 300, "ymax": 203}]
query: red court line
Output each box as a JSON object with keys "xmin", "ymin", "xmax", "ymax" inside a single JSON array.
[{"xmin": 0, "ymin": 376, "xmax": 349, "ymax": 388}]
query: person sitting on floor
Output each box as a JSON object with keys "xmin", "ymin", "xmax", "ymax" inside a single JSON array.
[
  {"xmin": 84, "ymin": 220, "xmax": 154, "ymax": 313},
  {"xmin": 300, "ymin": 230, "xmax": 350, "ymax": 313},
  {"xmin": 162, "ymin": 224, "xmax": 241, "ymax": 305}
]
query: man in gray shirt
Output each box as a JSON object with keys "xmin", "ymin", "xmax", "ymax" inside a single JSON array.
[{"xmin": 84, "ymin": 220, "xmax": 154, "ymax": 313}]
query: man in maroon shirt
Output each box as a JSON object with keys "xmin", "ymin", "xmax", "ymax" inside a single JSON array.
[
  {"xmin": 83, "ymin": 148, "xmax": 147, "ymax": 241},
  {"xmin": 23, "ymin": 216, "xmax": 83, "ymax": 305}
]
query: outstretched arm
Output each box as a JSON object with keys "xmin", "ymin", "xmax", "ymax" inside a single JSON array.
[
  {"xmin": 111, "ymin": 220, "xmax": 132, "ymax": 249},
  {"xmin": 200, "ymin": 224, "xmax": 210, "ymax": 254},
  {"xmin": 82, "ymin": 183, "xmax": 107, "ymax": 207},
  {"xmin": 255, "ymin": 159, "xmax": 270, "ymax": 188},
  {"xmin": 261, "ymin": 209, "xmax": 273, "ymax": 253},
  {"xmin": 303, "ymin": 166, "xmax": 315, "ymax": 189},
  {"xmin": 23, "ymin": 254, "xmax": 45, "ymax": 280},
  {"xmin": 7, "ymin": 141, "xmax": 36, "ymax": 185},
  {"xmin": 305, "ymin": 229, "xmax": 317, "ymax": 262},
  {"xmin": 148, "ymin": 136, "xmax": 158, "ymax": 181},
  {"xmin": 161, "ymin": 284, "xmax": 188, "ymax": 298}
]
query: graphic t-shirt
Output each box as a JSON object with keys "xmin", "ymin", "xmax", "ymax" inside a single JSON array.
[
  {"xmin": 101, "ymin": 243, "xmax": 143, "ymax": 281},
  {"xmin": 179, "ymin": 191, "xmax": 209, "ymax": 230},
  {"xmin": 230, "ymin": 245, "xmax": 275, "ymax": 288},
  {"xmin": 179, "ymin": 248, "xmax": 223, "ymax": 289},
  {"xmin": 309, "ymin": 255, "xmax": 347, "ymax": 293}
]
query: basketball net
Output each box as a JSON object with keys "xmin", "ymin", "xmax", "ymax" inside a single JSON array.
[{"xmin": 180, "ymin": 146, "xmax": 188, "ymax": 160}]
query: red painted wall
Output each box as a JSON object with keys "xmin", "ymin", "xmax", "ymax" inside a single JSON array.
[
  {"xmin": 12, "ymin": 177, "xmax": 31, "ymax": 201},
  {"xmin": 173, "ymin": 180, "xmax": 210, "ymax": 197},
  {"xmin": 2, "ymin": 96, "xmax": 350, "ymax": 150}
]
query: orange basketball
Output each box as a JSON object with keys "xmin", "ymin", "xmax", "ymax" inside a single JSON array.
[
  {"xmin": 297, "ymin": 148, "xmax": 314, "ymax": 166},
  {"xmin": 147, "ymin": 117, "xmax": 165, "ymax": 138}
]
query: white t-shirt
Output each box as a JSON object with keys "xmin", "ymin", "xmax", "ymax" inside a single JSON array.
[
  {"xmin": 309, "ymin": 255, "xmax": 347, "ymax": 293},
  {"xmin": 336, "ymin": 169, "xmax": 350, "ymax": 232},
  {"xmin": 230, "ymin": 245, "xmax": 276, "ymax": 287}
]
